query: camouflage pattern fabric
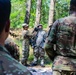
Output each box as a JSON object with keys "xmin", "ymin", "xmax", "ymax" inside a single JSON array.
[
  {"xmin": 34, "ymin": 46, "xmax": 45, "ymax": 61},
  {"xmin": 53, "ymin": 70, "xmax": 76, "ymax": 75},
  {"xmin": 21, "ymin": 30, "xmax": 31, "ymax": 65},
  {"xmin": 36, "ymin": 30, "xmax": 47, "ymax": 48},
  {"xmin": 21, "ymin": 39, "xmax": 30, "ymax": 65},
  {"xmin": 5, "ymin": 37, "xmax": 20, "ymax": 61},
  {"xmin": 61, "ymin": 70, "xmax": 76, "ymax": 75},
  {"xmin": 0, "ymin": 45, "xmax": 32, "ymax": 75},
  {"xmin": 30, "ymin": 31, "xmax": 38, "ymax": 48},
  {"xmin": 32, "ymin": 30, "xmax": 47, "ymax": 65},
  {"xmin": 5, "ymin": 43, "xmax": 20, "ymax": 61},
  {"xmin": 22, "ymin": 30, "xmax": 31, "ymax": 39},
  {"xmin": 45, "ymin": 15, "xmax": 76, "ymax": 72}
]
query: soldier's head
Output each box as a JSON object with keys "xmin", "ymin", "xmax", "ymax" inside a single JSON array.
[
  {"xmin": 37, "ymin": 24, "xmax": 43, "ymax": 31},
  {"xmin": 0, "ymin": 0, "xmax": 11, "ymax": 46},
  {"xmin": 22, "ymin": 23, "xmax": 29, "ymax": 30},
  {"xmin": 70, "ymin": 0, "xmax": 76, "ymax": 14}
]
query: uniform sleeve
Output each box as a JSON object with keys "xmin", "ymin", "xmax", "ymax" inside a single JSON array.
[
  {"xmin": 22, "ymin": 30, "xmax": 30, "ymax": 39},
  {"xmin": 44, "ymin": 20, "xmax": 58, "ymax": 61},
  {"xmin": 26, "ymin": 30, "xmax": 33, "ymax": 38},
  {"xmin": 0, "ymin": 52, "xmax": 32, "ymax": 75}
]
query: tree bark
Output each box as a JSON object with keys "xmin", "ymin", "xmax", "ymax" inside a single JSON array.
[
  {"xmin": 24, "ymin": 0, "xmax": 31, "ymax": 24},
  {"xmin": 48, "ymin": 0, "xmax": 55, "ymax": 28},
  {"xmin": 34, "ymin": 0, "xmax": 42, "ymax": 27}
]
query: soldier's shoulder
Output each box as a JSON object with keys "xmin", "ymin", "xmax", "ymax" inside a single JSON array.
[
  {"xmin": 0, "ymin": 53, "xmax": 31, "ymax": 75},
  {"xmin": 55, "ymin": 17, "xmax": 70, "ymax": 24},
  {"xmin": 56, "ymin": 17, "xmax": 66, "ymax": 24},
  {"xmin": 5, "ymin": 37, "xmax": 14, "ymax": 44},
  {"xmin": 59, "ymin": 16, "xmax": 76, "ymax": 24}
]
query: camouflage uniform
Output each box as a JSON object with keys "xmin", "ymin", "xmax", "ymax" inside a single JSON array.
[
  {"xmin": 4, "ymin": 37, "xmax": 20, "ymax": 61},
  {"xmin": 32, "ymin": 26, "xmax": 47, "ymax": 67},
  {"xmin": 0, "ymin": 45, "xmax": 32, "ymax": 75},
  {"xmin": 45, "ymin": 15, "xmax": 76, "ymax": 75},
  {"xmin": 21, "ymin": 29, "xmax": 31, "ymax": 65}
]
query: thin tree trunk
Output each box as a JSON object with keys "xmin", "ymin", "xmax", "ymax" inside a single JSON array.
[
  {"xmin": 24, "ymin": 0, "xmax": 31, "ymax": 24},
  {"xmin": 48, "ymin": 0, "xmax": 55, "ymax": 28},
  {"xmin": 34, "ymin": 0, "xmax": 42, "ymax": 27}
]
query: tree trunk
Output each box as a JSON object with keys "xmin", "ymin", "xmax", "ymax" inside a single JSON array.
[
  {"xmin": 34, "ymin": 0, "xmax": 42, "ymax": 27},
  {"xmin": 24, "ymin": 0, "xmax": 31, "ymax": 24},
  {"xmin": 48, "ymin": 0, "xmax": 55, "ymax": 28}
]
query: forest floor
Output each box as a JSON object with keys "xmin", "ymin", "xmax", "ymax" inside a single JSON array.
[{"xmin": 28, "ymin": 66, "xmax": 52, "ymax": 75}]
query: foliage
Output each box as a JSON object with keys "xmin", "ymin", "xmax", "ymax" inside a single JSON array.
[
  {"xmin": 10, "ymin": 0, "xmax": 70, "ymax": 29},
  {"xmin": 29, "ymin": 0, "xmax": 36, "ymax": 28},
  {"xmin": 11, "ymin": 0, "xmax": 71, "ymax": 64},
  {"xmin": 55, "ymin": 0, "xmax": 70, "ymax": 20},
  {"xmin": 11, "ymin": 0, "xmax": 26, "ymax": 28},
  {"xmin": 40, "ymin": 0, "xmax": 50, "ymax": 28}
]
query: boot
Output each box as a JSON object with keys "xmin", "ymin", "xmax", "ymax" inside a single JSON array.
[
  {"xmin": 40, "ymin": 59, "xmax": 45, "ymax": 67},
  {"xmin": 30, "ymin": 57, "xmax": 38, "ymax": 66}
]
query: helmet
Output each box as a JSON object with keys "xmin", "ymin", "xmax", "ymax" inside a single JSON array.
[
  {"xmin": 22, "ymin": 23, "xmax": 29, "ymax": 27},
  {"xmin": 37, "ymin": 24, "xmax": 42, "ymax": 27}
]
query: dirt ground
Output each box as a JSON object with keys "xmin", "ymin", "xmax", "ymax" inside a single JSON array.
[
  {"xmin": 28, "ymin": 65, "xmax": 52, "ymax": 71},
  {"xmin": 28, "ymin": 66, "xmax": 52, "ymax": 75}
]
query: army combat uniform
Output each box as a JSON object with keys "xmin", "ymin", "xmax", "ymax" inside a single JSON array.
[
  {"xmin": 0, "ymin": 45, "xmax": 32, "ymax": 75},
  {"xmin": 45, "ymin": 15, "xmax": 76, "ymax": 75},
  {"xmin": 21, "ymin": 29, "xmax": 31, "ymax": 65},
  {"xmin": 4, "ymin": 37, "xmax": 20, "ymax": 61},
  {"xmin": 31, "ymin": 25, "xmax": 47, "ymax": 67}
]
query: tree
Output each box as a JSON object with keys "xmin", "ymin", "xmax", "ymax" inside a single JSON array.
[
  {"xmin": 55, "ymin": 0, "xmax": 70, "ymax": 20},
  {"xmin": 24, "ymin": 0, "xmax": 31, "ymax": 24},
  {"xmin": 10, "ymin": 0, "xmax": 70, "ymax": 28},
  {"xmin": 29, "ymin": 0, "xmax": 36, "ymax": 28},
  {"xmin": 34, "ymin": 0, "xmax": 42, "ymax": 27},
  {"xmin": 48, "ymin": 0, "xmax": 55, "ymax": 28},
  {"xmin": 10, "ymin": 0, "xmax": 25, "ymax": 28},
  {"xmin": 40, "ymin": 0, "xmax": 50, "ymax": 28}
]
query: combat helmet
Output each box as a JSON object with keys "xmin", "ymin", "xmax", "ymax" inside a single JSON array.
[
  {"xmin": 22, "ymin": 23, "xmax": 29, "ymax": 27},
  {"xmin": 37, "ymin": 24, "xmax": 42, "ymax": 27}
]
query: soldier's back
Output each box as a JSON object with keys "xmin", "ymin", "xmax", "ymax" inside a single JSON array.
[
  {"xmin": 4, "ymin": 37, "xmax": 20, "ymax": 61},
  {"xmin": 52, "ymin": 15, "xmax": 76, "ymax": 71},
  {"xmin": 56, "ymin": 15, "xmax": 76, "ymax": 56}
]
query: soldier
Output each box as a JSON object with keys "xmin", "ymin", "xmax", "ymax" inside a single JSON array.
[
  {"xmin": 4, "ymin": 37, "xmax": 20, "ymax": 61},
  {"xmin": 21, "ymin": 23, "xmax": 31, "ymax": 66},
  {"xmin": 31, "ymin": 24, "xmax": 47, "ymax": 67},
  {"xmin": 30, "ymin": 27, "xmax": 39, "ymax": 49},
  {"xmin": 45, "ymin": 0, "xmax": 76, "ymax": 75},
  {"xmin": 0, "ymin": 0, "xmax": 32, "ymax": 75}
]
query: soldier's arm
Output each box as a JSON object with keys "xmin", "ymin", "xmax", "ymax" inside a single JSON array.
[
  {"xmin": 27, "ymin": 31, "xmax": 38, "ymax": 39},
  {"xmin": 22, "ymin": 30, "xmax": 30, "ymax": 39},
  {"xmin": 44, "ymin": 20, "xmax": 58, "ymax": 61},
  {"xmin": 25, "ymin": 30, "xmax": 34, "ymax": 37},
  {"xmin": 0, "ymin": 52, "xmax": 32, "ymax": 75}
]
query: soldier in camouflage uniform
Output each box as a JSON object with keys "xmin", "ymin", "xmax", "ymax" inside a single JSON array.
[
  {"xmin": 44, "ymin": 0, "xmax": 76, "ymax": 75},
  {"xmin": 31, "ymin": 24, "xmax": 47, "ymax": 67},
  {"xmin": 21, "ymin": 23, "xmax": 31, "ymax": 66},
  {"xmin": 0, "ymin": 0, "xmax": 32, "ymax": 74},
  {"xmin": 5, "ymin": 37, "xmax": 20, "ymax": 61}
]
